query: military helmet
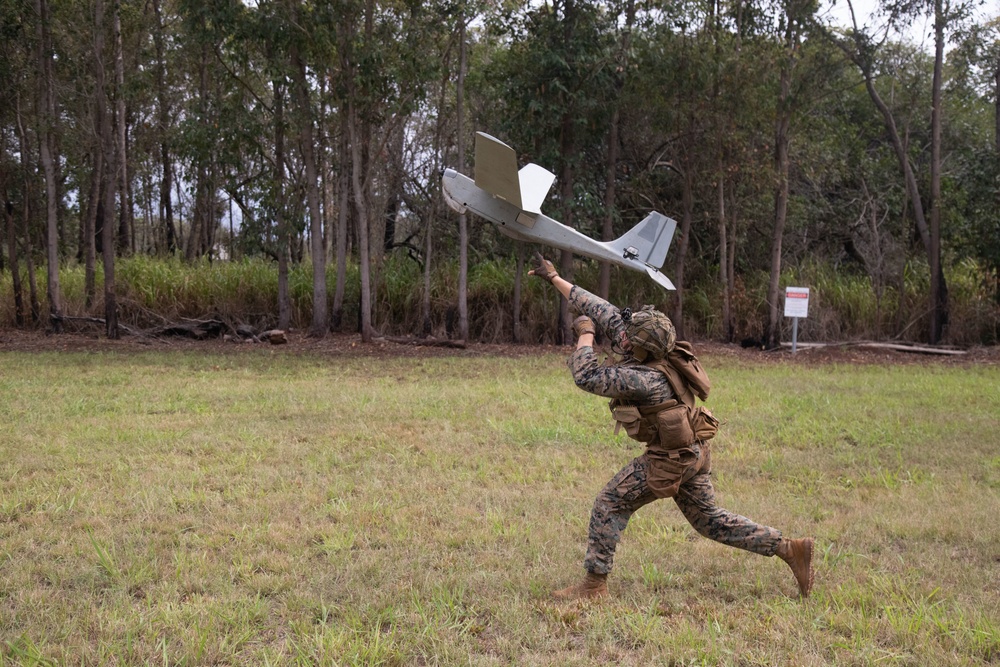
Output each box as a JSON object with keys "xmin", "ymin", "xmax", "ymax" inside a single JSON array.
[{"xmin": 623, "ymin": 305, "xmax": 676, "ymax": 361}]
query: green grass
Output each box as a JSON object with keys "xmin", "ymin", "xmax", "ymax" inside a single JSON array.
[{"xmin": 0, "ymin": 348, "xmax": 998, "ymax": 665}]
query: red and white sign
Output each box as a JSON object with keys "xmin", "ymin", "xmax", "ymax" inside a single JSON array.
[{"xmin": 784, "ymin": 286, "xmax": 810, "ymax": 318}]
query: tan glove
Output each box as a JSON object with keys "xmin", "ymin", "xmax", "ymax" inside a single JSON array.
[
  {"xmin": 573, "ymin": 315, "xmax": 596, "ymax": 338},
  {"xmin": 528, "ymin": 252, "xmax": 559, "ymax": 283}
]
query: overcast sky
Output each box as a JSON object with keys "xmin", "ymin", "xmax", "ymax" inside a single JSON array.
[{"xmin": 818, "ymin": 0, "xmax": 998, "ymax": 49}]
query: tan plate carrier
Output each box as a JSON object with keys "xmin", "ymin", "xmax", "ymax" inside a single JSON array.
[{"xmin": 610, "ymin": 341, "xmax": 719, "ymax": 498}]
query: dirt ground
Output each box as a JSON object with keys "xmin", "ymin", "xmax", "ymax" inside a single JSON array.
[{"xmin": 2, "ymin": 327, "xmax": 998, "ymax": 367}]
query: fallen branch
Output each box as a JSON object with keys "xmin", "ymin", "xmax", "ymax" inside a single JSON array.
[
  {"xmin": 148, "ymin": 318, "xmax": 229, "ymax": 340},
  {"xmin": 780, "ymin": 341, "xmax": 966, "ymax": 356},
  {"xmin": 50, "ymin": 314, "xmax": 138, "ymax": 336},
  {"xmin": 855, "ymin": 341, "xmax": 965, "ymax": 356},
  {"xmin": 379, "ymin": 336, "xmax": 467, "ymax": 349}
]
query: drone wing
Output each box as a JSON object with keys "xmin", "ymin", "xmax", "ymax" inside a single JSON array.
[{"xmin": 474, "ymin": 132, "xmax": 554, "ymax": 214}]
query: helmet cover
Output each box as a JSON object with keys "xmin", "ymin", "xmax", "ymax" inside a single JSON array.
[{"xmin": 623, "ymin": 305, "xmax": 676, "ymax": 361}]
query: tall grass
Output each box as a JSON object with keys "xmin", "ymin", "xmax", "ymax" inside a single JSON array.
[
  {"xmin": 680, "ymin": 259, "xmax": 999, "ymax": 346},
  {"xmin": 1, "ymin": 253, "xmax": 997, "ymax": 344}
]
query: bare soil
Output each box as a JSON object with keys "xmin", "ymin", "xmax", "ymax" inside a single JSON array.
[{"xmin": 2, "ymin": 328, "xmax": 998, "ymax": 367}]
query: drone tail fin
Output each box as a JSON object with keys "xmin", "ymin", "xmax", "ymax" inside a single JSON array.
[{"xmin": 608, "ymin": 212, "xmax": 676, "ymax": 270}]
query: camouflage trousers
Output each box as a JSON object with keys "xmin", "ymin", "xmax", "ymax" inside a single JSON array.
[{"xmin": 583, "ymin": 447, "xmax": 783, "ymax": 575}]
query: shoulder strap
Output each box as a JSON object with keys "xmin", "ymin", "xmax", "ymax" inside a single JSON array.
[
  {"xmin": 646, "ymin": 341, "xmax": 711, "ymax": 407},
  {"xmin": 648, "ymin": 359, "xmax": 696, "ymax": 409},
  {"xmin": 668, "ymin": 341, "xmax": 711, "ymax": 402}
]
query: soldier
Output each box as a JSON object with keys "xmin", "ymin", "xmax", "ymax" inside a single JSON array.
[{"xmin": 528, "ymin": 253, "xmax": 815, "ymax": 601}]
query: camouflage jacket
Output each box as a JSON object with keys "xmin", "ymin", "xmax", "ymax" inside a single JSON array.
[{"xmin": 567, "ymin": 286, "xmax": 675, "ymax": 406}]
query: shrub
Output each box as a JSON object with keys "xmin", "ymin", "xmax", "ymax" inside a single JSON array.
[{"xmin": 0, "ymin": 254, "xmax": 996, "ymax": 345}]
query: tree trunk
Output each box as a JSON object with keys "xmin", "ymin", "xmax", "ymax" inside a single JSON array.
[
  {"xmin": 765, "ymin": 24, "xmax": 795, "ymax": 350},
  {"xmin": 995, "ymin": 47, "xmax": 1000, "ymax": 155},
  {"xmin": 383, "ymin": 123, "xmax": 404, "ymax": 253},
  {"xmin": 24, "ymin": 197, "xmax": 41, "ymax": 325},
  {"xmin": 718, "ymin": 171, "xmax": 731, "ymax": 342},
  {"xmin": 35, "ymin": 0, "xmax": 61, "ymax": 332},
  {"xmin": 152, "ymin": 0, "xmax": 176, "ymax": 255},
  {"xmin": 422, "ymin": 195, "xmax": 433, "ymax": 336},
  {"xmin": 16, "ymin": 93, "xmax": 41, "ymax": 325},
  {"xmin": 290, "ymin": 38, "xmax": 328, "ymax": 337},
  {"xmin": 423, "ymin": 61, "xmax": 449, "ymax": 338},
  {"xmin": 600, "ymin": 108, "xmax": 619, "ymax": 301},
  {"xmin": 186, "ymin": 41, "xmax": 210, "ymax": 261},
  {"xmin": 113, "ymin": 0, "xmax": 130, "ymax": 255},
  {"xmin": 83, "ymin": 147, "xmax": 101, "ymax": 307},
  {"xmin": 4, "ymin": 214, "xmax": 21, "ymax": 322},
  {"xmin": 274, "ymin": 81, "xmax": 291, "ymax": 330},
  {"xmin": 599, "ymin": 0, "xmax": 635, "ymax": 301},
  {"xmin": 557, "ymin": 113, "xmax": 575, "ymax": 346},
  {"xmin": 672, "ymin": 166, "xmax": 693, "ymax": 340},
  {"xmin": 143, "ymin": 169, "xmax": 154, "ymax": 254},
  {"xmin": 348, "ymin": 101, "xmax": 374, "ymax": 342},
  {"xmin": 556, "ymin": 0, "xmax": 579, "ymax": 346},
  {"xmin": 332, "ymin": 109, "xmax": 349, "ymax": 330},
  {"xmin": 4, "ymin": 182, "xmax": 25, "ymax": 326},
  {"xmin": 513, "ymin": 242, "xmax": 525, "ymax": 343},
  {"xmin": 456, "ymin": 16, "xmax": 469, "ymax": 343},
  {"xmin": 95, "ymin": 0, "xmax": 118, "ymax": 338},
  {"xmin": 173, "ymin": 168, "xmax": 184, "ymax": 251},
  {"xmin": 928, "ymin": 0, "xmax": 947, "ymax": 343},
  {"xmin": 318, "ymin": 77, "xmax": 333, "ymax": 264},
  {"xmin": 728, "ymin": 192, "xmax": 737, "ymax": 335}
]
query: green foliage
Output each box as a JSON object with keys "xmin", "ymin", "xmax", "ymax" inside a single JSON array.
[
  {"xmin": 1, "ymin": 254, "xmax": 997, "ymax": 343},
  {"xmin": 3, "ymin": 0, "xmax": 1000, "ymax": 349}
]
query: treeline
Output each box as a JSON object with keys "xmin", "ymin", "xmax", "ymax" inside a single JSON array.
[{"xmin": 1, "ymin": 0, "xmax": 998, "ymax": 346}]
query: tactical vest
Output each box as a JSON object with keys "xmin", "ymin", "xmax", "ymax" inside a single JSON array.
[{"xmin": 609, "ymin": 341, "xmax": 720, "ymax": 498}]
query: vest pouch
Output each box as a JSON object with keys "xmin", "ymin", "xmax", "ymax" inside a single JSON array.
[
  {"xmin": 691, "ymin": 406, "xmax": 720, "ymax": 441},
  {"xmin": 656, "ymin": 403, "xmax": 695, "ymax": 449},
  {"xmin": 647, "ymin": 446, "xmax": 700, "ymax": 498},
  {"xmin": 612, "ymin": 405, "xmax": 656, "ymax": 443}
]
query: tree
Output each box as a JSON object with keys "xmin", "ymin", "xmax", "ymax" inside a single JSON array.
[
  {"xmin": 287, "ymin": 0, "xmax": 328, "ymax": 337},
  {"xmin": 152, "ymin": 0, "xmax": 177, "ymax": 255},
  {"xmin": 34, "ymin": 0, "xmax": 61, "ymax": 332},
  {"xmin": 485, "ymin": 0, "xmax": 616, "ymax": 343},
  {"xmin": 598, "ymin": 0, "xmax": 637, "ymax": 301},
  {"xmin": 764, "ymin": 0, "xmax": 816, "ymax": 349},
  {"xmin": 821, "ymin": 1, "xmax": 948, "ymax": 343},
  {"xmin": 456, "ymin": 13, "xmax": 469, "ymax": 343},
  {"xmin": 95, "ymin": 0, "xmax": 119, "ymax": 338}
]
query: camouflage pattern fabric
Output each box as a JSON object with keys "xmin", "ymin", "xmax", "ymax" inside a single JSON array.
[
  {"xmin": 567, "ymin": 287, "xmax": 675, "ymax": 404},
  {"xmin": 567, "ymin": 285, "xmax": 629, "ymax": 344},
  {"xmin": 567, "ymin": 286, "xmax": 783, "ymax": 576},
  {"xmin": 624, "ymin": 305, "xmax": 677, "ymax": 361},
  {"xmin": 584, "ymin": 450, "xmax": 783, "ymax": 575}
]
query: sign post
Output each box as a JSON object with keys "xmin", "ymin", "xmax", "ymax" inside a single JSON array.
[{"xmin": 783, "ymin": 287, "xmax": 810, "ymax": 353}]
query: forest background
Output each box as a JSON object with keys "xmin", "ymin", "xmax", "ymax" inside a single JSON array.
[{"xmin": 2, "ymin": 0, "xmax": 1000, "ymax": 348}]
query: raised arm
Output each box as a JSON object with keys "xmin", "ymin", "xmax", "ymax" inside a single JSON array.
[{"xmin": 528, "ymin": 253, "xmax": 626, "ymax": 342}]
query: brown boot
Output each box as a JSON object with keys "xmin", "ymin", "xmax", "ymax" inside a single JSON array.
[
  {"xmin": 776, "ymin": 537, "xmax": 815, "ymax": 598},
  {"xmin": 552, "ymin": 571, "xmax": 609, "ymax": 601}
]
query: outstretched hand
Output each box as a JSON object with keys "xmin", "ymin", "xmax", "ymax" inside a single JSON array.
[{"xmin": 527, "ymin": 252, "xmax": 559, "ymax": 284}]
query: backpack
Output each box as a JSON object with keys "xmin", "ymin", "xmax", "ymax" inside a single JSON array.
[{"xmin": 611, "ymin": 341, "xmax": 719, "ymax": 447}]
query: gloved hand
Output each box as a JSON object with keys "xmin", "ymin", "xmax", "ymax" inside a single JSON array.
[
  {"xmin": 573, "ymin": 315, "xmax": 596, "ymax": 338},
  {"xmin": 528, "ymin": 252, "xmax": 559, "ymax": 283}
]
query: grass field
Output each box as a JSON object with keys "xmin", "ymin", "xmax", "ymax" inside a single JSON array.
[{"xmin": 1, "ymin": 344, "xmax": 998, "ymax": 665}]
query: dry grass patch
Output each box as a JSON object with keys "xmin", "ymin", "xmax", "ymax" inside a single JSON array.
[{"xmin": 0, "ymin": 348, "xmax": 997, "ymax": 665}]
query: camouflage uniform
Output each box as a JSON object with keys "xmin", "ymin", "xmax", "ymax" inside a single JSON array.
[{"xmin": 567, "ymin": 286, "xmax": 782, "ymax": 575}]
